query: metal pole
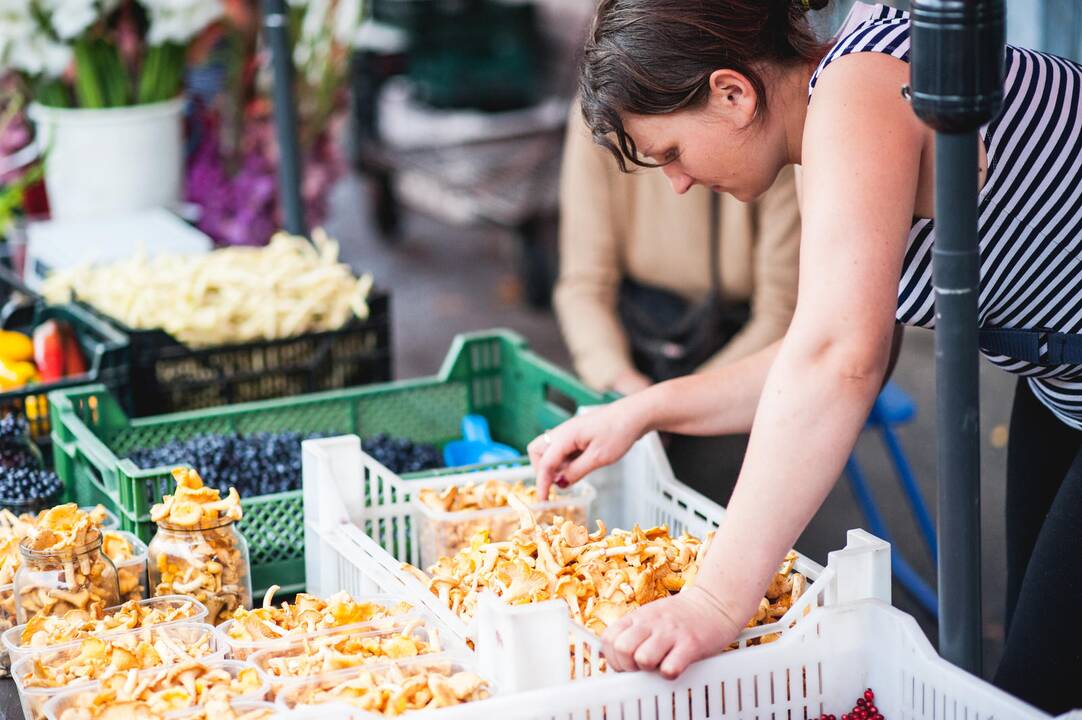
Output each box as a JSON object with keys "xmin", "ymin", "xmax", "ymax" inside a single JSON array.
[
  {"xmin": 932, "ymin": 131, "xmax": 983, "ymax": 671},
  {"xmin": 262, "ymin": 0, "xmax": 307, "ymax": 237},
  {"xmin": 909, "ymin": 0, "xmax": 1004, "ymax": 674}
]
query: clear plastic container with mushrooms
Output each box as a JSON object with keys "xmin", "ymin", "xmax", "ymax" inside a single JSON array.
[
  {"xmin": 104, "ymin": 530, "xmax": 148, "ymax": 604},
  {"xmin": 219, "ymin": 588, "xmax": 416, "ymax": 661},
  {"xmin": 147, "ymin": 468, "xmax": 252, "ymax": 626},
  {"xmin": 44, "ymin": 659, "xmax": 267, "ymax": 720},
  {"xmin": 248, "ymin": 620, "xmax": 445, "ymax": 695},
  {"xmin": 3, "ymin": 595, "xmax": 207, "ymax": 669},
  {"xmin": 168, "ymin": 699, "xmax": 279, "ymax": 720},
  {"xmin": 274, "ymin": 655, "xmax": 492, "ymax": 716},
  {"xmin": 12, "ymin": 621, "xmax": 224, "ymax": 720},
  {"xmin": 414, "ymin": 478, "xmax": 594, "ymax": 569}
]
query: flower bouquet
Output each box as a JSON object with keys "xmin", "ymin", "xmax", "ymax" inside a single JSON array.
[
  {"xmin": 0, "ymin": 0, "xmax": 224, "ymax": 219},
  {"xmin": 1, "ymin": 0, "xmax": 223, "ymax": 108},
  {"xmin": 184, "ymin": 0, "xmax": 363, "ymax": 246}
]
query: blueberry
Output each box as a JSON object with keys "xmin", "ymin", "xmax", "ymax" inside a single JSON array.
[
  {"xmin": 127, "ymin": 430, "xmax": 331, "ymax": 499},
  {"xmin": 360, "ymin": 434, "xmax": 442, "ymax": 475},
  {"xmin": 127, "ymin": 430, "xmax": 442, "ymax": 500},
  {"xmin": 0, "ymin": 465, "xmax": 62, "ymax": 507}
]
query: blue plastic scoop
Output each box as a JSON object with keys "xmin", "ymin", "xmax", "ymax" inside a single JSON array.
[{"xmin": 442, "ymin": 415, "xmax": 520, "ymax": 466}]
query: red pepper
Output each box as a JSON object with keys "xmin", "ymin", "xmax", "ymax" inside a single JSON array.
[
  {"xmin": 61, "ymin": 324, "xmax": 86, "ymax": 376},
  {"xmin": 33, "ymin": 321, "xmax": 64, "ymax": 382}
]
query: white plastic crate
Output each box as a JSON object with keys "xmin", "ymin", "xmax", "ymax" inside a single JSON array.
[
  {"xmin": 369, "ymin": 599, "xmax": 1047, "ymax": 720},
  {"xmin": 301, "ymin": 433, "xmax": 880, "ymax": 694}
]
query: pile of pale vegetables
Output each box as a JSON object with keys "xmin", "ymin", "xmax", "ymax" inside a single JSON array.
[{"xmin": 42, "ymin": 231, "xmax": 374, "ymax": 347}]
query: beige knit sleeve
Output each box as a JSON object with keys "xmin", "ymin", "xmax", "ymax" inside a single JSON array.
[
  {"xmin": 552, "ymin": 105, "xmax": 637, "ymax": 391},
  {"xmin": 698, "ymin": 164, "xmax": 801, "ymax": 371}
]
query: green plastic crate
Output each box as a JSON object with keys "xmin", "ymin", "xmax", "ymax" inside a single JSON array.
[{"xmin": 47, "ymin": 330, "xmax": 609, "ymax": 595}]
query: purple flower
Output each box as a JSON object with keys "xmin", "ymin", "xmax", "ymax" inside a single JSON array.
[{"xmin": 184, "ymin": 105, "xmax": 343, "ymax": 247}]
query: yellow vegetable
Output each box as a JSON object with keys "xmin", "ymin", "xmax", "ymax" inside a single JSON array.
[
  {"xmin": 0, "ymin": 331, "xmax": 33, "ymax": 362},
  {"xmin": 0, "ymin": 359, "xmax": 38, "ymax": 389}
]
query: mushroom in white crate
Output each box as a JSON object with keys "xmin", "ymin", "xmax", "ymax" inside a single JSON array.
[
  {"xmin": 402, "ymin": 493, "xmax": 807, "ymax": 644},
  {"xmin": 299, "ymin": 433, "xmax": 835, "ymax": 695}
]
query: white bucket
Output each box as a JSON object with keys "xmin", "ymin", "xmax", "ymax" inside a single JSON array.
[{"xmin": 29, "ymin": 98, "xmax": 184, "ymax": 221}]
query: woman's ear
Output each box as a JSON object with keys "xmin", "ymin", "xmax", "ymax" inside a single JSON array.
[{"xmin": 708, "ymin": 69, "xmax": 758, "ymax": 127}]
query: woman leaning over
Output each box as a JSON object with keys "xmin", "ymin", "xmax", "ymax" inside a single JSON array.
[{"xmin": 530, "ymin": 0, "xmax": 1082, "ymax": 712}]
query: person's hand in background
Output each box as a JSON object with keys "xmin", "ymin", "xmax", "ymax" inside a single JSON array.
[{"xmin": 611, "ymin": 368, "xmax": 652, "ymax": 396}]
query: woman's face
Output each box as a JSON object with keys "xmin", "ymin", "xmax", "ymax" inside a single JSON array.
[{"xmin": 621, "ymin": 70, "xmax": 789, "ymax": 202}]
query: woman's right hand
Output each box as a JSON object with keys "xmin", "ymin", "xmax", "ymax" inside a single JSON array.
[{"xmin": 528, "ymin": 396, "xmax": 652, "ymax": 499}]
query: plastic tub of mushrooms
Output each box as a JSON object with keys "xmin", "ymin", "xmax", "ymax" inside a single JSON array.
[
  {"xmin": 218, "ymin": 589, "xmax": 418, "ymax": 661},
  {"xmin": 3, "ymin": 594, "xmax": 207, "ymax": 669},
  {"xmin": 273, "ymin": 655, "xmax": 493, "ymax": 716},
  {"xmin": 413, "ymin": 477, "xmax": 594, "ymax": 569},
  {"xmin": 248, "ymin": 620, "xmax": 451, "ymax": 696},
  {"xmin": 12, "ymin": 621, "xmax": 225, "ymax": 720},
  {"xmin": 43, "ymin": 659, "xmax": 268, "ymax": 719}
]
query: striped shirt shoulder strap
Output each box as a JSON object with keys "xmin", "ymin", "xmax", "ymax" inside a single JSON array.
[{"xmin": 809, "ymin": 4, "xmax": 911, "ymax": 96}]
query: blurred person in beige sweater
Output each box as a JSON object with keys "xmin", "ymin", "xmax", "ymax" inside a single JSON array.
[
  {"xmin": 555, "ymin": 106, "xmax": 801, "ymax": 397},
  {"xmin": 554, "ymin": 106, "xmax": 801, "ymax": 500}
]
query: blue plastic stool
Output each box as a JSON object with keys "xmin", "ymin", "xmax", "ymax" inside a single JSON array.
[{"xmin": 846, "ymin": 381, "xmax": 939, "ymax": 616}]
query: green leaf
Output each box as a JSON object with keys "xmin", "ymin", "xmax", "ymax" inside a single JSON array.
[
  {"xmin": 70, "ymin": 39, "xmax": 132, "ymax": 108},
  {"xmin": 137, "ymin": 43, "xmax": 185, "ymax": 104},
  {"xmin": 98, "ymin": 41, "xmax": 131, "ymax": 107},
  {"xmin": 72, "ymin": 39, "xmax": 106, "ymax": 108},
  {"xmin": 35, "ymin": 78, "xmax": 71, "ymax": 108}
]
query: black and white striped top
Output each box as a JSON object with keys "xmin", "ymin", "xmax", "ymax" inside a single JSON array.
[{"xmin": 809, "ymin": 3, "xmax": 1082, "ymax": 430}]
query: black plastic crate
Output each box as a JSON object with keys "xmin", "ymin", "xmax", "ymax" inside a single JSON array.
[
  {"xmin": 80, "ymin": 291, "xmax": 392, "ymax": 417},
  {"xmin": 0, "ymin": 268, "xmax": 130, "ymax": 452}
]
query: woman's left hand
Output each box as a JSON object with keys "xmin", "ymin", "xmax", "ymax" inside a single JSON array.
[{"xmin": 601, "ymin": 586, "xmax": 743, "ymax": 679}]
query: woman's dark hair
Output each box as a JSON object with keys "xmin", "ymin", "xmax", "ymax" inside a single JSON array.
[{"xmin": 580, "ymin": 0, "xmax": 829, "ymax": 170}]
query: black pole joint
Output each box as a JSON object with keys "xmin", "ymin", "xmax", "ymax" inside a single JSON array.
[{"xmin": 910, "ymin": 0, "xmax": 1005, "ymax": 133}]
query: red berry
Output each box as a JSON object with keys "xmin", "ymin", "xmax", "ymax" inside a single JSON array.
[
  {"xmin": 875, "ymin": 715, "xmax": 884, "ymax": 720},
  {"xmin": 865, "ymin": 690, "xmax": 875, "ymax": 702},
  {"xmin": 868, "ymin": 706, "xmax": 878, "ymax": 715},
  {"xmin": 857, "ymin": 699, "xmax": 867, "ymax": 708},
  {"xmin": 820, "ymin": 714, "xmax": 829, "ymax": 720}
]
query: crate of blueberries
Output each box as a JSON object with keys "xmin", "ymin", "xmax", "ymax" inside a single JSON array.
[
  {"xmin": 0, "ymin": 414, "xmax": 64, "ymax": 514},
  {"xmin": 48, "ymin": 330, "xmax": 609, "ymax": 594}
]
